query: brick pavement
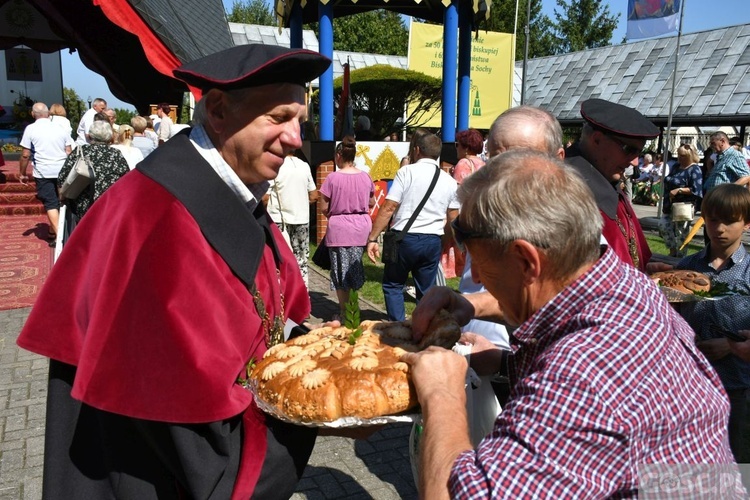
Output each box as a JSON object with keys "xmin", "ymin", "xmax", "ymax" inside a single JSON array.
[
  {"xmin": 0, "ymin": 209, "xmax": 720, "ymax": 499},
  {"xmin": 0, "ymin": 265, "xmax": 417, "ymax": 500},
  {"xmin": 0, "ymin": 307, "xmax": 45, "ymax": 500}
]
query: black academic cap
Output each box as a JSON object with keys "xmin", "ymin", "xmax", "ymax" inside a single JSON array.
[
  {"xmin": 173, "ymin": 44, "xmax": 331, "ymax": 92},
  {"xmin": 581, "ymin": 98, "xmax": 660, "ymax": 139}
]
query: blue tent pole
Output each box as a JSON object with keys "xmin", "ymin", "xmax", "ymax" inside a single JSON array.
[
  {"xmin": 318, "ymin": 2, "xmax": 334, "ymax": 141},
  {"xmin": 456, "ymin": 0, "xmax": 471, "ymax": 132},
  {"xmin": 290, "ymin": 2, "xmax": 303, "ymax": 49},
  {"xmin": 441, "ymin": 0, "xmax": 458, "ymax": 142}
]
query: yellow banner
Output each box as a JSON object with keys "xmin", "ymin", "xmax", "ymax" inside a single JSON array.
[{"xmin": 408, "ymin": 22, "xmax": 515, "ymax": 130}]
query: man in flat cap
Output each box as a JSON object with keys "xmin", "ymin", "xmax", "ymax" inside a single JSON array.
[
  {"xmin": 18, "ymin": 45, "xmax": 331, "ymax": 499},
  {"xmin": 565, "ymin": 98, "xmax": 663, "ymax": 272}
]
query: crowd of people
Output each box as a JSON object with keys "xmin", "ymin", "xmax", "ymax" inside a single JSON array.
[
  {"xmin": 17, "ymin": 98, "xmax": 179, "ymax": 245},
  {"xmin": 13, "ymin": 42, "xmax": 750, "ymax": 498}
]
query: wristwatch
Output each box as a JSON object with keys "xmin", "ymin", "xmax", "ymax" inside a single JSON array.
[{"xmin": 368, "ymin": 239, "xmax": 378, "ymax": 244}]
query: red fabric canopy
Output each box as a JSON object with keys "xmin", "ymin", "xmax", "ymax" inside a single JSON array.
[{"xmin": 93, "ymin": 0, "xmax": 202, "ymax": 101}]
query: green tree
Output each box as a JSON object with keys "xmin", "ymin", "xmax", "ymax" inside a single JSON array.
[
  {"xmin": 114, "ymin": 108, "xmax": 136, "ymax": 126},
  {"xmin": 303, "ymin": 10, "xmax": 408, "ymax": 56},
  {"xmin": 227, "ymin": 0, "xmax": 275, "ymax": 25},
  {"xmin": 323, "ymin": 65, "xmax": 442, "ymax": 138},
  {"xmin": 481, "ymin": 0, "xmax": 556, "ymax": 59},
  {"xmin": 330, "ymin": 10, "xmax": 408, "ymax": 56},
  {"xmin": 62, "ymin": 87, "xmax": 85, "ymax": 139},
  {"xmin": 552, "ymin": 0, "xmax": 619, "ymax": 54}
]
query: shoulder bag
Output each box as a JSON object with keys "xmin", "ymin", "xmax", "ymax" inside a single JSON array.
[
  {"xmin": 59, "ymin": 147, "xmax": 95, "ymax": 199},
  {"xmin": 311, "ymin": 236, "xmax": 331, "ymax": 270},
  {"xmin": 382, "ymin": 166, "xmax": 440, "ymax": 264},
  {"xmin": 271, "ymin": 182, "xmax": 292, "ymax": 249}
]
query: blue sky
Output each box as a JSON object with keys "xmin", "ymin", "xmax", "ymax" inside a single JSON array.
[{"xmin": 61, "ymin": 0, "xmax": 750, "ymax": 110}]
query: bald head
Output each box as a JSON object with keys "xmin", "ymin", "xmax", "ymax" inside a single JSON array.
[
  {"xmin": 458, "ymin": 149, "xmax": 601, "ymax": 280},
  {"xmin": 31, "ymin": 102, "xmax": 49, "ymax": 119},
  {"xmin": 487, "ymin": 106, "xmax": 564, "ymax": 159}
]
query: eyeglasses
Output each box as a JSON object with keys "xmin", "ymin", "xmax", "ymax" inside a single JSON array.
[
  {"xmin": 604, "ymin": 134, "xmax": 641, "ymax": 157},
  {"xmin": 451, "ymin": 217, "xmax": 491, "ymax": 252}
]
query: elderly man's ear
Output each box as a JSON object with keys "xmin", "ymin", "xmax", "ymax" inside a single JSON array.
[
  {"xmin": 508, "ymin": 239, "xmax": 543, "ymax": 284},
  {"xmin": 203, "ymin": 89, "xmax": 228, "ymax": 133}
]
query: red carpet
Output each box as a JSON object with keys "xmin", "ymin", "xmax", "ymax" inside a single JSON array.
[{"xmin": 0, "ymin": 215, "xmax": 53, "ymax": 310}]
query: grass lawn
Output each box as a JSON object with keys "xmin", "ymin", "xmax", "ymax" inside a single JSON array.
[
  {"xmin": 310, "ymin": 244, "xmax": 460, "ymax": 317},
  {"xmin": 311, "ymin": 234, "xmax": 703, "ymax": 316},
  {"xmin": 644, "ymin": 234, "xmax": 702, "ymax": 258}
]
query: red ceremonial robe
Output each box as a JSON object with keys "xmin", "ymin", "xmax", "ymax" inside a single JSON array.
[
  {"xmin": 566, "ymin": 151, "xmax": 651, "ymax": 272},
  {"xmin": 17, "ymin": 131, "xmax": 316, "ymax": 499}
]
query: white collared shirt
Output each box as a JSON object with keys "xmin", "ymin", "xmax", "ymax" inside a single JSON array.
[
  {"xmin": 386, "ymin": 158, "xmax": 459, "ymax": 235},
  {"xmin": 189, "ymin": 125, "xmax": 268, "ymax": 212}
]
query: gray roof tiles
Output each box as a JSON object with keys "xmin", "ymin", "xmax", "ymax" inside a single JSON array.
[
  {"xmin": 516, "ymin": 23, "xmax": 750, "ymax": 124},
  {"xmin": 132, "ymin": 0, "xmax": 232, "ymax": 62}
]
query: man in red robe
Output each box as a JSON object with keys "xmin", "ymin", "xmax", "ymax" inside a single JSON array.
[
  {"xmin": 565, "ymin": 98, "xmax": 668, "ymax": 273},
  {"xmin": 17, "ymin": 44, "xmax": 331, "ymax": 498}
]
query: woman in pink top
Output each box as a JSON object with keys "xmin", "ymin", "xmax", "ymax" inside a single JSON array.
[
  {"xmin": 452, "ymin": 128, "xmax": 485, "ymax": 184},
  {"xmin": 319, "ymin": 136, "xmax": 376, "ymax": 319},
  {"xmin": 448, "ymin": 129, "xmax": 485, "ymax": 276}
]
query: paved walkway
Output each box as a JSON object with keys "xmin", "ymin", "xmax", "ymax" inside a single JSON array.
[
  {"xmin": 0, "ymin": 205, "xmax": 722, "ymax": 499},
  {"xmin": 0, "ymin": 264, "xmax": 416, "ymax": 500}
]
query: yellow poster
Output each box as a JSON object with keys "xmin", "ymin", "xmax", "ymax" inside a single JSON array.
[{"xmin": 408, "ymin": 22, "xmax": 515, "ymax": 130}]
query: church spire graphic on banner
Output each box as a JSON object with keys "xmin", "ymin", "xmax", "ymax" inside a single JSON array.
[{"xmin": 626, "ymin": 0, "xmax": 681, "ymax": 40}]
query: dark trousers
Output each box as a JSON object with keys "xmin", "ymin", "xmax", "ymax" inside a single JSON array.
[
  {"xmin": 727, "ymin": 388, "xmax": 750, "ymax": 463},
  {"xmin": 382, "ymin": 232, "xmax": 441, "ymax": 321}
]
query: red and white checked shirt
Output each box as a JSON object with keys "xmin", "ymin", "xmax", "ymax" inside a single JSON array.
[{"xmin": 450, "ymin": 248, "xmax": 734, "ymax": 499}]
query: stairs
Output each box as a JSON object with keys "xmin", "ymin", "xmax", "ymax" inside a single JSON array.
[{"xmin": 0, "ymin": 160, "xmax": 45, "ymax": 216}]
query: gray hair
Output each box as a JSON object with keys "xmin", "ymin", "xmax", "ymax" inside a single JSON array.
[
  {"xmin": 192, "ymin": 87, "xmax": 261, "ymax": 127},
  {"xmin": 458, "ymin": 149, "xmax": 602, "ymax": 281},
  {"xmin": 710, "ymin": 131, "xmax": 729, "ymax": 143},
  {"xmin": 643, "ymin": 153, "xmax": 653, "ymax": 164},
  {"xmin": 488, "ymin": 106, "xmax": 563, "ymax": 158},
  {"xmin": 32, "ymin": 102, "xmax": 49, "ymax": 118},
  {"xmin": 88, "ymin": 120, "xmax": 114, "ymax": 144}
]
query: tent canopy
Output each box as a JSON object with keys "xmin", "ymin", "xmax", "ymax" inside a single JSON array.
[
  {"xmin": 0, "ymin": 0, "xmax": 233, "ymax": 112},
  {"xmin": 274, "ymin": 0, "xmax": 492, "ymax": 26}
]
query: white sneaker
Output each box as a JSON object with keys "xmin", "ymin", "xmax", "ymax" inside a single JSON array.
[{"xmin": 405, "ymin": 286, "xmax": 416, "ymax": 299}]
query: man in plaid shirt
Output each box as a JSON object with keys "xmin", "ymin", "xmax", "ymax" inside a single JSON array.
[
  {"xmin": 704, "ymin": 131, "xmax": 750, "ymax": 194},
  {"xmin": 405, "ymin": 150, "xmax": 736, "ymax": 499}
]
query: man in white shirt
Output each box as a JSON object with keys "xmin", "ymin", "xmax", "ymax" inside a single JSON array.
[
  {"xmin": 19, "ymin": 102, "xmax": 72, "ymax": 244},
  {"xmin": 367, "ymin": 132, "xmax": 459, "ymax": 321},
  {"xmin": 264, "ymin": 151, "xmax": 319, "ymax": 286},
  {"xmin": 75, "ymin": 98, "xmax": 107, "ymax": 146},
  {"xmin": 156, "ymin": 103, "xmax": 173, "ymax": 145}
]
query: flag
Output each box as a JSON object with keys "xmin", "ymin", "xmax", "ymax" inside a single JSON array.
[
  {"xmin": 336, "ymin": 61, "xmax": 354, "ymax": 139},
  {"xmin": 626, "ymin": 0, "xmax": 681, "ymax": 40}
]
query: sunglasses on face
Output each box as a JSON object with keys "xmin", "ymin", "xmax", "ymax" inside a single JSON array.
[
  {"xmin": 605, "ymin": 134, "xmax": 641, "ymax": 157},
  {"xmin": 451, "ymin": 217, "xmax": 491, "ymax": 252}
]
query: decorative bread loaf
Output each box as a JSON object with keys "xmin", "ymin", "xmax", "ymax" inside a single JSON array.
[
  {"xmin": 651, "ymin": 270, "xmax": 711, "ymax": 295},
  {"xmin": 250, "ymin": 310, "xmax": 460, "ymax": 422}
]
